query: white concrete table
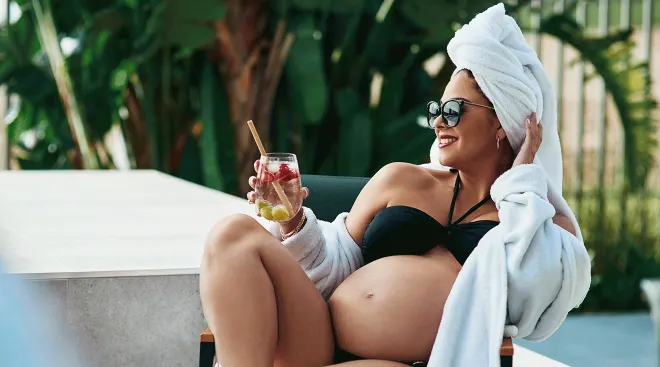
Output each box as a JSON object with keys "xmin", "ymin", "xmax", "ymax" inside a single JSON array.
[
  {"xmin": 0, "ymin": 170, "xmax": 252, "ymax": 367},
  {"xmin": 0, "ymin": 170, "xmax": 252, "ymax": 278}
]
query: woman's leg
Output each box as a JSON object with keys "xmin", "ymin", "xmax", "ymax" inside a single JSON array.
[{"xmin": 200, "ymin": 214, "xmax": 334, "ymax": 367}]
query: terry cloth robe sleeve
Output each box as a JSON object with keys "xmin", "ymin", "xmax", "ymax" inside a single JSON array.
[{"xmin": 256, "ymin": 207, "xmax": 364, "ymax": 301}]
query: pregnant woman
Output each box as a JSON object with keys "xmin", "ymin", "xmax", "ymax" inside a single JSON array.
[{"xmin": 200, "ymin": 4, "xmax": 590, "ymax": 367}]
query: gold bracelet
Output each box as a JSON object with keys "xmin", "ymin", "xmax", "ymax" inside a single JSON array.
[{"xmin": 281, "ymin": 211, "xmax": 307, "ymax": 240}]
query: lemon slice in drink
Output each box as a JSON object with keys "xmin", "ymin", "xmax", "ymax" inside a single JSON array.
[
  {"xmin": 256, "ymin": 199, "xmax": 270, "ymax": 210},
  {"xmin": 260, "ymin": 206, "xmax": 274, "ymax": 220},
  {"xmin": 272, "ymin": 205, "xmax": 290, "ymax": 222}
]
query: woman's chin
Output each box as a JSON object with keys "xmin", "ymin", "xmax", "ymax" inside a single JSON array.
[{"xmin": 438, "ymin": 156, "xmax": 456, "ymax": 168}]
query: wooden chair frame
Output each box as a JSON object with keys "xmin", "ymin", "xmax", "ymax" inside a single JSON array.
[{"xmin": 199, "ymin": 328, "xmax": 513, "ymax": 367}]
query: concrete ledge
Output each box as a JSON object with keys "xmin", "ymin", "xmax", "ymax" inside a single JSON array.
[
  {"xmin": 0, "ymin": 170, "xmax": 253, "ymax": 279},
  {"xmin": 26, "ymin": 275, "xmax": 204, "ymax": 367}
]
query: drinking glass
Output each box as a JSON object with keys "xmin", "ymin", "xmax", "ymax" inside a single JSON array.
[{"xmin": 254, "ymin": 153, "xmax": 303, "ymax": 223}]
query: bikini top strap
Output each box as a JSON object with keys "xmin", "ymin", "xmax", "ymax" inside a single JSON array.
[
  {"xmin": 447, "ymin": 172, "xmax": 491, "ymax": 226},
  {"xmin": 447, "ymin": 172, "xmax": 461, "ymax": 225}
]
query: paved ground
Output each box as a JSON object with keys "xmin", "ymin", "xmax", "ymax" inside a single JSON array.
[{"xmin": 516, "ymin": 313, "xmax": 656, "ymax": 367}]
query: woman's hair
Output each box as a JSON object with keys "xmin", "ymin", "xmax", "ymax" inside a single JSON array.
[{"xmin": 459, "ymin": 69, "xmax": 496, "ymax": 115}]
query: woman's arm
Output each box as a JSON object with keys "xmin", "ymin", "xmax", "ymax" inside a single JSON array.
[{"xmin": 552, "ymin": 214, "xmax": 577, "ymax": 236}]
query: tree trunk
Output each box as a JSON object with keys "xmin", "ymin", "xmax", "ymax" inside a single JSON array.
[{"xmin": 212, "ymin": 0, "xmax": 294, "ymax": 194}]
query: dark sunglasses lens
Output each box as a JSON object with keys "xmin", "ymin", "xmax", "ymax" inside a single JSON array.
[
  {"xmin": 443, "ymin": 100, "xmax": 461, "ymax": 127},
  {"xmin": 427, "ymin": 102, "xmax": 440, "ymax": 127}
]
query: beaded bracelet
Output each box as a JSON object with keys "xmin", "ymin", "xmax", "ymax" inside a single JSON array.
[{"xmin": 281, "ymin": 211, "xmax": 307, "ymax": 240}]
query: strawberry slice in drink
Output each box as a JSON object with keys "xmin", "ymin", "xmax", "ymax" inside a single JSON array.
[
  {"xmin": 276, "ymin": 163, "xmax": 300, "ymax": 182},
  {"xmin": 259, "ymin": 170, "xmax": 276, "ymax": 184}
]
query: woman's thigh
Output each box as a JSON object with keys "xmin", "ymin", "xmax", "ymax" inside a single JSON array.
[{"xmin": 212, "ymin": 214, "xmax": 335, "ymax": 366}]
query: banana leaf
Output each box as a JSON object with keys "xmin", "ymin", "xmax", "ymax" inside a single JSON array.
[
  {"xmin": 199, "ymin": 61, "xmax": 224, "ymax": 191},
  {"xmin": 279, "ymin": 0, "xmax": 368, "ymax": 14},
  {"xmin": 335, "ymin": 88, "xmax": 372, "ymax": 176},
  {"xmin": 284, "ymin": 14, "xmax": 328, "ymax": 125},
  {"xmin": 134, "ymin": 0, "xmax": 225, "ymax": 52}
]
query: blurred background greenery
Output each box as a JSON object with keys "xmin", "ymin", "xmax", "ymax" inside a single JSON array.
[{"xmin": 1, "ymin": 0, "xmax": 659, "ymax": 313}]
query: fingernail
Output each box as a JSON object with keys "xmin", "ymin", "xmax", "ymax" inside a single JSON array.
[
  {"xmin": 526, "ymin": 119, "xmax": 530, "ymax": 126},
  {"xmin": 537, "ymin": 119, "xmax": 540, "ymax": 125}
]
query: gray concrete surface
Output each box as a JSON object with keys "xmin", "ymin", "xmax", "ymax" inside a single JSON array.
[{"xmin": 27, "ymin": 275, "xmax": 205, "ymax": 367}]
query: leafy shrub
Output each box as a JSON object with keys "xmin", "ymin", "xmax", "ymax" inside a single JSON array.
[{"xmin": 569, "ymin": 191, "xmax": 660, "ymax": 312}]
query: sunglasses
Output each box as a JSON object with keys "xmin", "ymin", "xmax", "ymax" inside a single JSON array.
[{"xmin": 426, "ymin": 99, "xmax": 495, "ymax": 128}]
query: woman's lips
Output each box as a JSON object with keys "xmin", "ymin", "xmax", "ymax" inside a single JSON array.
[{"xmin": 438, "ymin": 137, "xmax": 458, "ymax": 148}]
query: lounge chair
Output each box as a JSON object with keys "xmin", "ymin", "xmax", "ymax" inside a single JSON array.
[{"xmin": 199, "ymin": 174, "xmax": 514, "ymax": 367}]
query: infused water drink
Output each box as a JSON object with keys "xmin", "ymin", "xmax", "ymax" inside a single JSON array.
[{"xmin": 254, "ymin": 153, "xmax": 302, "ymax": 223}]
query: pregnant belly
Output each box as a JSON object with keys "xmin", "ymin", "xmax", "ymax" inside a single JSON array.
[{"xmin": 328, "ymin": 248, "xmax": 461, "ymax": 362}]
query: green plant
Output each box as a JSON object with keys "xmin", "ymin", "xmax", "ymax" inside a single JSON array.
[
  {"xmin": 271, "ymin": 0, "xmax": 529, "ymax": 177},
  {"xmin": 572, "ymin": 192, "xmax": 660, "ymax": 312},
  {"xmin": 0, "ymin": 0, "xmax": 657, "ymax": 200},
  {"xmin": 539, "ymin": 8, "xmax": 657, "ymax": 192}
]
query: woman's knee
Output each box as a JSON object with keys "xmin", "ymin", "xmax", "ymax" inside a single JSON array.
[{"xmin": 204, "ymin": 214, "xmax": 264, "ymax": 258}]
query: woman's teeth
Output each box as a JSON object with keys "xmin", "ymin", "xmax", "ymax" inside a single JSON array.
[{"xmin": 439, "ymin": 137, "xmax": 458, "ymax": 146}]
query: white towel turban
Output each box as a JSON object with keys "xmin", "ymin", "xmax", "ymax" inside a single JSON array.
[{"xmin": 427, "ymin": 3, "xmax": 575, "ymax": 228}]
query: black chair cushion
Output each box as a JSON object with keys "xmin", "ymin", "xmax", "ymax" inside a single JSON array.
[{"xmin": 299, "ymin": 174, "xmax": 368, "ymax": 222}]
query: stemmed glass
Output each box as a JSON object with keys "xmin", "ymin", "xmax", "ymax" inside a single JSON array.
[{"xmin": 254, "ymin": 153, "xmax": 302, "ymax": 223}]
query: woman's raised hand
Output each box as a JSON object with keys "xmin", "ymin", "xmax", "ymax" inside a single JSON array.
[{"xmin": 512, "ymin": 112, "xmax": 543, "ymax": 167}]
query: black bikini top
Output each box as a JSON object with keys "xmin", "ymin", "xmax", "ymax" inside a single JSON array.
[{"xmin": 360, "ymin": 170, "xmax": 499, "ymax": 265}]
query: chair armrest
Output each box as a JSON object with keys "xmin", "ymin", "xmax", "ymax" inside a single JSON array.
[
  {"xmin": 201, "ymin": 328, "xmax": 215, "ymax": 343},
  {"xmin": 300, "ymin": 174, "xmax": 368, "ymax": 221},
  {"xmin": 199, "ymin": 328, "xmax": 216, "ymax": 367},
  {"xmin": 500, "ymin": 337, "xmax": 514, "ymax": 356}
]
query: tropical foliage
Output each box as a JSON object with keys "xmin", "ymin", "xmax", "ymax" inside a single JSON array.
[
  {"xmin": 0, "ymin": 0, "xmax": 656, "ymax": 197},
  {"xmin": 574, "ymin": 192, "xmax": 660, "ymax": 312}
]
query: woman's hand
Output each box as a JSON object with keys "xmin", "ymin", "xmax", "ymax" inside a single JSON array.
[
  {"xmin": 512, "ymin": 112, "xmax": 543, "ymax": 167},
  {"xmin": 247, "ymin": 159, "xmax": 310, "ymax": 234}
]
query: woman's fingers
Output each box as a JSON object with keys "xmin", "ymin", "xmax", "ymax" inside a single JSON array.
[
  {"xmin": 249, "ymin": 160, "xmax": 260, "ymax": 193},
  {"xmin": 513, "ymin": 113, "xmax": 543, "ymax": 167},
  {"xmin": 523, "ymin": 113, "xmax": 543, "ymax": 157},
  {"xmin": 247, "ymin": 191, "xmax": 257, "ymax": 203},
  {"xmin": 247, "ymin": 191, "xmax": 260, "ymax": 216}
]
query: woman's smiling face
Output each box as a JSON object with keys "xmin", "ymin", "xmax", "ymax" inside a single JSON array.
[{"xmin": 432, "ymin": 70, "xmax": 505, "ymax": 169}]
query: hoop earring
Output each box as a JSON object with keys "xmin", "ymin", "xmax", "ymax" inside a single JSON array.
[{"xmin": 496, "ymin": 137, "xmax": 500, "ymax": 151}]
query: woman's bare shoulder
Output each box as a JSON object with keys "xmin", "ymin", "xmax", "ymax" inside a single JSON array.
[
  {"xmin": 370, "ymin": 162, "xmax": 445, "ymax": 190},
  {"xmin": 344, "ymin": 163, "xmax": 444, "ymax": 244}
]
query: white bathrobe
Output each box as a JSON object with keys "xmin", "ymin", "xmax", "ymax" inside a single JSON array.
[{"xmin": 260, "ymin": 3, "xmax": 591, "ymax": 366}]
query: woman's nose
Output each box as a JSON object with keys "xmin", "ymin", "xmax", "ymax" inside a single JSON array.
[{"xmin": 433, "ymin": 116, "xmax": 445, "ymax": 129}]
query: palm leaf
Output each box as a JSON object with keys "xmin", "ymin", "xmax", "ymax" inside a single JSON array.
[{"xmin": 540, "ymin": 13, "xmax": 657, "ymax": 192}]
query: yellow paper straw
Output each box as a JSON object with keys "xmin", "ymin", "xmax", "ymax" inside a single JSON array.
[{"xmin": 246, "ymin": 120, "xmax": 294, "ymax": 218}]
